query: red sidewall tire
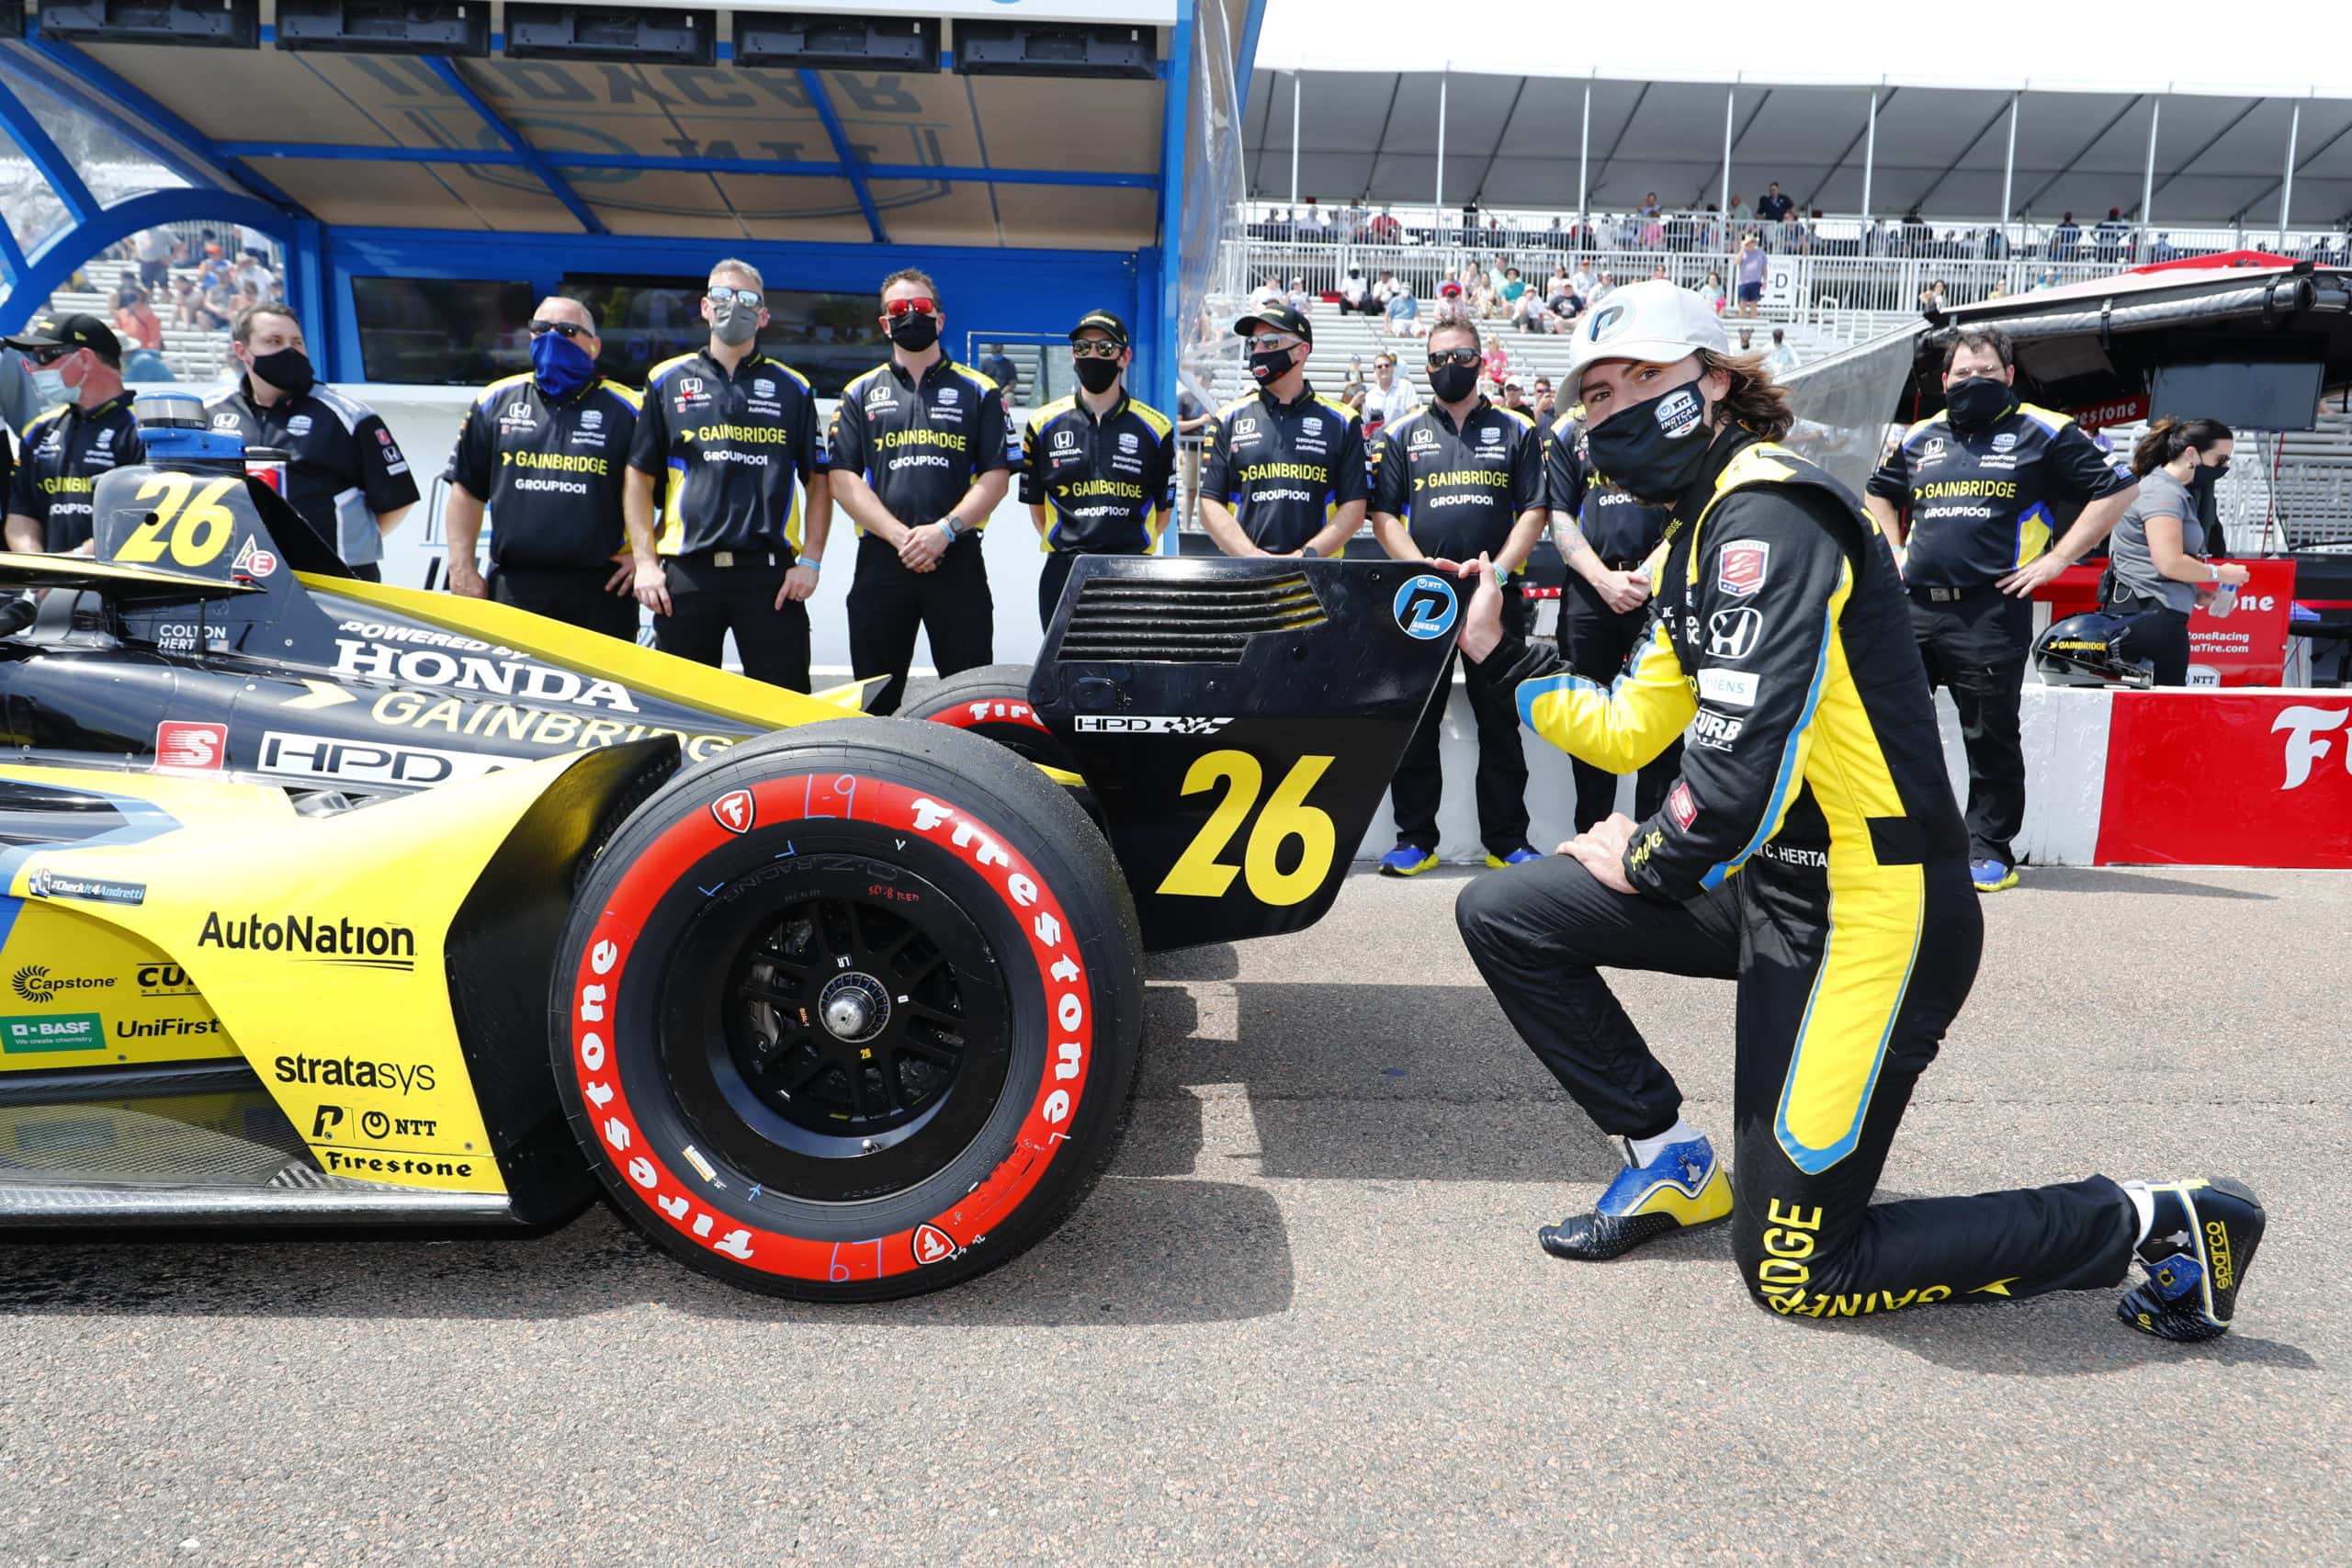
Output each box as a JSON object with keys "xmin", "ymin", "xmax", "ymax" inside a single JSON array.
[{"xmin": 554, "ymin": 719, "xmax": 1140, "ymax": 1301}]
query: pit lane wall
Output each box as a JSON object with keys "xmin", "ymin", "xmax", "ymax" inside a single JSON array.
[{"xmin": 1382, "ymin": 681, "xmax": 2352, "ymax": 869}]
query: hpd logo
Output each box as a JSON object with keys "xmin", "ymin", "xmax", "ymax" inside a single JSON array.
[{"xmin": 1392, "ymin": 574, "xmax": 1459, "ymax": 641}]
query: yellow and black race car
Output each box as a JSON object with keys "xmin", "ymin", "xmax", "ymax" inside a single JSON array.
[{"xmin": 0, "ymin": 394, "xmax": 1458, "ymax": 1299}]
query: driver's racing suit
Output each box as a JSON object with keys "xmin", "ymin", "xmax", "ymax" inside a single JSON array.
[{"xmin": 1455, "ymin": 430, "xmax": 2139, "ymax": 1315}]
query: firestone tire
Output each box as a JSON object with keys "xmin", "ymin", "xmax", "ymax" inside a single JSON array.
[
  {"xmin": 552, "ymin": 717, "xmax": 1142, "ymax": 1302},
  {"xmin": 898, "ymin": 664, "xmax": 1074, "ymax": 774}
]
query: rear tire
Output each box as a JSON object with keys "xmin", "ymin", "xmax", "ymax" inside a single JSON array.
[
  {"xmin": 552, "ymin": 718, "xmax": 1142, "ymax": 1301},
  {"xmin": 898, "ymin": 664, "xmax": 1073, "ymax": 773}
]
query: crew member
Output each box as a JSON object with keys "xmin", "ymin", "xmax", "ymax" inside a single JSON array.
[
  {"xmin": 2102, "ymin": 418, "xmax": 2246, "ymax": 686},
  {"xmin": 443, "ymin": 296, "xmax": 644, "ymax": 640},
  {"xmin": 3, "ymin": 316, "xmax": 142, "ymax": 555},
  {"xmin": 1368, "ymin": 313, "xmax": 1546, "ymax": 874},
  {"xmin": 827, "ymin": 268, "xmax": 1015, "ymax": 715},
  {"xmin": 1198, "ymin": 303, "xmax": 1367, "ymax": 559},
  {"xmin": 1863, "ymin": 326, "xmax": 2137, "ymax": 891},
  {"xmin": 203, "ymin": 304, "xmax": 416, "ymax": 580},
  {"xmin": 1022, "ymin": 310, "xmax": 1176, "ymax": 628},
  {"xmin": 1453, "ymin": 279, "xmax": 2264, "ymax": 1344},
  {"xmin": 1546, "ymin": 396, "xmax": 1680, "ymax": 833},
  {"xmin": 625, "ymin": 259, "xmax": 828, "ymax": 690}
]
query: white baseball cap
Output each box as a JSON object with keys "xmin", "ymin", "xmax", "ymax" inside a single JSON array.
[{"xmin": 1566, "ymin": 279, "xmax": 1729, "ymax": 381}]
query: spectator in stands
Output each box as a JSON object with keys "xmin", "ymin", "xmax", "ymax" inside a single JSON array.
[
  {"xmin": 1570, "ymin": 257, "xmax": 1597, "ymax": 297},
  {"xmin": 2095, "ymin": 209, "xmax": 2130, "ymax": 263},
  {"xmin": 112, "ymin": 289, "xmax": 163, "ymax": 355},
  {"xmin": 1736, "ymin": 326, "xmax": 1754, "ymax": 352},
  {"xmin": 232, "ymin": 250, "xmax": 271, "ymax": 299},
  {"xmin": 1365, "ymin": 350, "xmax": 1417, "ymax": 434},
  {"xmin": 1531, "ymin": 377, "xmax": 1555, "ymax": 425},
  {"xmin": 2102, "ymin": 418, "xmax": 2245, "ymax": 686},
  {"xmin": 1764, "ymin": 327, "xmax": 1801, "ymax": 379},
  {"xmin": 1373, "ymin": 270, "xmax": 1401, "ymax": 309},
  {"xmin": 2147, "ymin": 232, "xmax": 2177, "ymax": 264},
  {"xmin": 1252, "ymin": 275, "xmax": 1285, "ymax": 308},
  {"xmin": 1511, "ymin": 288, "xmax": 1551, "ymax": 334},
  {"xmin": 167, "ymin": 276, "xmax": 201, "ymax": 330},
  {"xmin": 2052, "ymin": 212, "xmax": 2081, "ymax": 261},
  {"xmin": 1340, "ymin": 267, "xmax": 1373, "ymax": 315},
  {"xmin": 133, "ymin": 228, "xmax": 173, "ymax": 291},
  {"xmin": 1474, "ymin": 278, "xmax": 1501, "ymax": 321},
  {"xmin": 1638, "ymin": 192, "xmax": 1661, "ymax": 220},
  {"xmin": 1726, "ymin": 193, "xmax": 1749, "ymax": 223},
  {"xmin": 1500, "ymin": 267, "xmax": 1527, "ymax": 308},
  {"xmin": 2033, "ymin": 268, "xmax": 2062, "ymax": 291},
  {"xmin": 1734, "ymin": 233, "xmax": 1767, "ymax": 318},
  {"xmin": 1481, "ymin": 333, "xmax": 1512, "ymax": 395},
  {"xmin": 1499, "ymin": 377, "xmax": 1531, "ymax": 416},
  {"xmin": 1649, "ymin": 263, "xmax": 1669, "ymax": 282},
  {"xmin": 1286, "ymin": 276, "xmax": 1314, "ymax": 317},
  {"xmin": 204, "ymin": 304, "xmax": 418, "ymax": 581},
  {"xmin": 1372, "ymin": 206, "xmax": 1402, "ymax": 243},
  {"xmin": 1699, "ymin": 269, "xmax": 1725, "ymax": 313},
  {"xmin": 1384, "ymin": 280, "xmax": 1421, "ymax": 337},
  {"xmin": 978, "ymin": 342, "xmax": 1019, "ymax": 401},
  {"xmin": 1755, "ymin": 182, "xmax": 1794, "ymax": 225}
]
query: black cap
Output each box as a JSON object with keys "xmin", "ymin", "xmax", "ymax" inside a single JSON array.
[
  {"xmin": 1069, "ymin": 310, "xmax": 1130, "ymax": 349},
  {"xmin": 1233, "ymin": 303, "xmax": 1312, "ymax": 346},
  {"xmin": 6, "ymin": 313, "xmax": 122, "ymax": 367}
]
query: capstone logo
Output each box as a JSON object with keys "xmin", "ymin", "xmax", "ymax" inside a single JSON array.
[{"xmin": 10, "ymin": 965, "xmax": 113, "ymax": 1006}]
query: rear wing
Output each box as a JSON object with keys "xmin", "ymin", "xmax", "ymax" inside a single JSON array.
[
  {"xmin": 1030, "ymin": 557, "xmax": 1456, "ymax": 953},
  {"xmin": 0, "ymin": 553, "xmax": 262, "ymax": 603}
]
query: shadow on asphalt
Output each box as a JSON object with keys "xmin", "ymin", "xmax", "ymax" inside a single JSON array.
[
  {"xmin": 1813, "ymin": 1286, "xmax": 2323, "ymax": 1372},
  {"xmin": 2018, "ymin": 867, "xmax": 2277, "ymax": 900},
  {"xmin": 0, "ymin": 1165, "xmax": 1296, "ymax": 1327}
]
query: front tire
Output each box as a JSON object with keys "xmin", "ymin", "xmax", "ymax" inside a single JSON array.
[{"xmin": 553, "ymin": 718, "xmax": 1142, "ymax": 1301}]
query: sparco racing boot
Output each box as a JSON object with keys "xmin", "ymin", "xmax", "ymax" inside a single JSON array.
[
  {"xmin": 1540, "ymin": 1134, "xmax": 1732, "ymax": 1261},
  {"xmin": 2119, "ymin": 1178, "xmax": 2267, "ymax": 1342}
]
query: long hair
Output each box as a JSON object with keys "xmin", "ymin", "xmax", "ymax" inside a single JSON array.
[
  {"xmin": 2131, "ymin": 416, "xmax": 2233, "ymax": 477},
  {"xmin": 1697, "ymin": 349, "xmax": 1796, "ymax": 441}
]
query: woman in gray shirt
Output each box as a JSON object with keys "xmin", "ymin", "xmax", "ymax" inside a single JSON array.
[{"xmin": 2102, "ymin": 417, "xmax": 2248, "ymax": 684}]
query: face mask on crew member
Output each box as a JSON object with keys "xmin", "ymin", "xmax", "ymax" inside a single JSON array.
[
  {"xmin": 2191, "ymin": 455, "xmax": 2231, "ymax": 489},
  {"xmin": 249, "ymin": 345, "xmax": 314, "ymax": 398},
  {"xmin": 708, "ymin": 298, "xmax": 760, "ymax": 347},
  {"xmin": 1073, "ymin": 355, "xmax": 1122, "ymax": 395},
  {"xmin": 1427, "ymin": 359, "xmax": 1480, "ymax": 404},
  {"xmin": 1249, "ymin": 344, "xmax": 1298, "ymax": 385},
  {"xmin": 530, "ymin": 329, "xmax": 596, "ymax": 399},
  {"xmin": 30, "ymin": 367, "xmax": 65, "ymax": 404},
  {"xmin": 1943, "ymin": 374, "xmax": 2012, "ymax": 433},
  {"xmin": 887, "ymin": 310, "xmax": 941, "ymax": 353},
  {"xmin": 1584, "ymin": 378, "xmax": 1715, "ymax": 504}
]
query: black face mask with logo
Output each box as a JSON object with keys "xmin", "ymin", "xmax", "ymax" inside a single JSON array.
[
  {"xmin": 1074, "ymin": 355, "xmax": 1123, "ymax": 395},
  {"xmin": 1584, "ymin": 380, "xmax": 1714, "ymax": 504},
  {"xmin": 1943, "ymin": 375, "xmax": 2013, "ymax": 434},
  {"xmin": 1250, "ymin": 345, "xmax": 1299, "ymax": 386}
]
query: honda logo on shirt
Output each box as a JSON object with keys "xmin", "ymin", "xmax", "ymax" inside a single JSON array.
[{"xmin": 1053, "ymin": 429, "xmax": 1077, "ymax": 452}]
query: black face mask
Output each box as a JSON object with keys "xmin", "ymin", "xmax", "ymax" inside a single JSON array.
[
  {"xmin": 1585, "ymin": 380, "xmax": 1714, "ymax": 504},
  {"xmin": 250, "ymin": 345, "xmax": 314, "ymax": 398},
  {"xmin": 2191, "ymin": 456, "xmax": 2231, "ymax": 489},
  {"xmin": 1249, "ymin": 345, "xmax": 1298, "ymax": 386},
  {"xmin": 887, "ymin": 312, "xmax": 940, "ymax": 353},
  {"xmin": 1428, "ymin": 361, "xmax": 1480, "ymax": 404},
  {"xmin": 1944, "ymin": 375, "xmax": 2012, "ymax": 433},
  {"xmin": 1073, "ymin": 355, "xmax": 1123, "ymax": 395}
]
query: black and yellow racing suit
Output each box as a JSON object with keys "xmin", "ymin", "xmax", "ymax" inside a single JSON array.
[{"xmin": 1456, "ymin": 428, "xmax": 2137, "ymax": 1316}]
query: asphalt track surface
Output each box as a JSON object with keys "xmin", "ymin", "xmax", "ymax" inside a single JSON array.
[{"xmin": 2, "ymin": 864, "xmax": 2344, "ymax": 1565}]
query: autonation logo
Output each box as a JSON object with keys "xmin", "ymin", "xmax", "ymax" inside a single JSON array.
[{"xmin": 197, "ymin": 910, "xmax": 418, "ymax": 970}]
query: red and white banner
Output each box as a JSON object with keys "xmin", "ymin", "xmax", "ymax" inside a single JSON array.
[{"xmin": 2096, "ymin": 690, "xmax": 2352, "ymax": 868}]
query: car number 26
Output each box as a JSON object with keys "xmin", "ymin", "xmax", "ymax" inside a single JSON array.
[
  {"xmin": 118, "ymin": 475, "xmax": 241, "ymax": 568},
  {"xmin": 1157, "ymin": 750, "xmax": 1337, "ymax": 907}
]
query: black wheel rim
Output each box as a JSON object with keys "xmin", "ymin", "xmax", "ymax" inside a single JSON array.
[{"xmin": 657, "ymin": 857, "xmax": 1014, "ymax": 1205}]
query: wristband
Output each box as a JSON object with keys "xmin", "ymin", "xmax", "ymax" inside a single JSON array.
[
  {"xmin": 801, "ymin": 557, "xmax": 820, "ymax": 572},
  {"xmin": 940, "ymin": 515, "xmax": 963, "ymax": 540}
]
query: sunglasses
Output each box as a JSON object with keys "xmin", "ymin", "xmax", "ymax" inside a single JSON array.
[
  {"xmin": 1427, "ymin": 348, "xmax": 1481, "ymax": 368},
  {"xmin": 26, "ymin": 346, "xmax": 76, "ymax": 367},
  {"xmin": 1071, "ymin": 340, "xmax": 1123, "ymax": 360},
  {"xmin": 884, "ymin": 297, "xmax": 938, "ymax": 319},
  {"xmin": 528, "ymin": 320, "xmax": 593, "ymax": 340},
  {"xmin": 706, "ymin": 288, "xmax": 763, "ymax": 310},
  {"xmin": 1245, "ymin": 333, "xmax": 1298, "ymax": 352}
]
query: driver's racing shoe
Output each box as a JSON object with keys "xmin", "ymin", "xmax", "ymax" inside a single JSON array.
[
  {"xmin": 2119, "ymin": 1178, "xmax": 2266, "ymax": 1342},
  {"xmin": 1540, "ymin": 1134, "xmax": 1731, "ymax": 1261}
]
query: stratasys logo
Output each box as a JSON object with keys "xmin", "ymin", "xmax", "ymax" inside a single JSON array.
[
  {"xmin": 198, "ymin": 910, "xmax": 417, "ymax": 970},
  {"xmin": 273, "ymin": 1054, "xmax": 435, "ymax": 1095},
  {"xmin": 11, "ymin": 964, "xmax": 115, "ymax": 1006}
]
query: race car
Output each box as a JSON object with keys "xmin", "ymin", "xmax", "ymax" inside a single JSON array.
[{"xmin": 0, "ymin": 393, "xmax": 1458, "ymax": 1300}]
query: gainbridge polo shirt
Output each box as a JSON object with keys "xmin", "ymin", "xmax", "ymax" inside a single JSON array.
[
  {"xmin": 1372, "ymin": 396, "xmax": 1543, "ymax": 563},
  {"xmin": 628, "ymin": 348, "xmax": 820, "ymax": 557},
  {"xmin": 7, "ymin": 393, "xmax": 144, "ymax": 552},
  {"xmin": 1867, "ymin": 400, "xmax": 2130, "ymax": 590},
  {"xmin": 825, "ymin": 356, "xmax": 1016, "ymax": 533},
  {"xmin": 1021, "ymin": 392, "xmax": 1178, "ymax": 554},
  {"xmin": 1201, "ymin": 381, "xmax": 1369, "ymax": 554},
  {"xmin": 447, "ymin": 374, "xmax": 642, "ymax": 570}
]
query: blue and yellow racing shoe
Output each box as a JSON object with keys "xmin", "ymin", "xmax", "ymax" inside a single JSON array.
[
  {"xmin": 1484, "ymin": 843, "xmax": 1544, "ymax": 868},
  {"xmin": 2119, "ymin": 1178, "xmax": 2266, "ymax": 1342},
  {"xmin": 1379, "ymin": 845, "xmax": 1440, "ymax": 877},
  {"xmin": 1540, "ymin": 1134, "xmax": 1733, "ymax": 1261}
]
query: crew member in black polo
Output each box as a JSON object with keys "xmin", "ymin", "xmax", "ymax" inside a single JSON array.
[
  {"xmin": 2, "ymin": 315, "xmax": 142, "ymax": 555},
  {"xmin": 625, "ymin": 259, "xmax": 828, "ymax": 691},
  {"xmin": 1199, "ymin": 302, "xmax": 1367, "ymax": 559},
  {"xmin": 1546, "ymin": 397, "xmax": 1681, "ymax": 834},
  {"xmin": 1023, "ymin": 309, "xmax": 1176, "ymax": 627},
  {"xmin": 443, "ymin": 295, "xmax": 643, "ymax": 640},
  {"xmin": 1864, "ymin": 325, "xmax": 2137, "ymax": 892},
  {"xmin": 203, "ymin": 304, "xmax": 416, "ymax": 580},
  {"xmin": 827, "ymin": 267, "xmax": 1015, "ymax": 716},
  {"xmin": 1368, "ymin": 312, "xmax": 1547, "ymax": 875}
]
